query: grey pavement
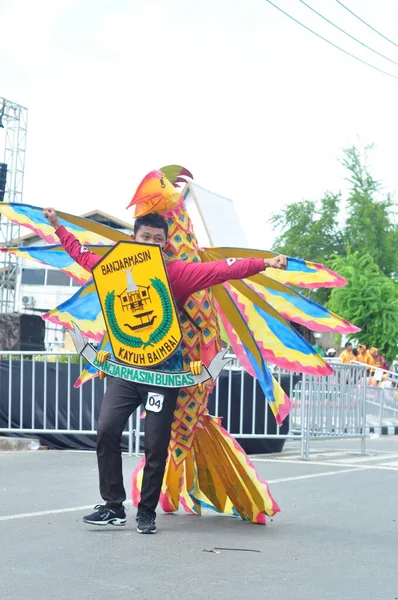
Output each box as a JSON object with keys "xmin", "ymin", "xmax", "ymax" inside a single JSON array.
[{"xmin": 1, "ymin": 437, "xmax": 398, "ymax": 600}]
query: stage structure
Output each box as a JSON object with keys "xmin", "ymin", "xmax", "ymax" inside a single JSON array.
[{"xmin": 0, "ymin": 97, "xmax": 28, "ymax": 313}]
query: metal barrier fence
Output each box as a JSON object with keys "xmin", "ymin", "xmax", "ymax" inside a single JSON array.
[
  {"xmin": 0, "ymin": 352, "xmax": 136, "ymax": 454},
  {"xmin": 0, "ymin": 351, "xmax": 369, "ymax": 458},
  {"xmin": 365, "ymin": 385, "xmax": 398, "ymax": 433}
]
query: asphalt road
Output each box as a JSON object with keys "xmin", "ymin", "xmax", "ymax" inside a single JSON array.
[{"xmin": 1, "ymin": 437, "xmax": 398, "ymax": 600}]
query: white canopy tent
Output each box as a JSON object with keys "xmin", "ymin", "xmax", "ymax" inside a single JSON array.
[{"xmin": 182, "ymin": 182, "xmax": 248, "ymax": 248}]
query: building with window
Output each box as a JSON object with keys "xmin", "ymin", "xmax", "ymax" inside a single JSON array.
[{"xmin": 15, "ymin": 211, "xmax": 133, "ymax": 350}]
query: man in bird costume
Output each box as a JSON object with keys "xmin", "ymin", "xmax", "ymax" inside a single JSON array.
[
  {"xmin": 0, "ymin": 166, "xmax": 359, "ymax": 533},
  {"xmin": 42, "ymin": 200, "xmax": 287, "ymax": 533}
]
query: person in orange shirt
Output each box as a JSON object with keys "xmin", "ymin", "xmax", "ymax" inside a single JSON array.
[
  {"xmin": 367, "ymin": 347, "xmax": 382, "ymax": 368},
  {"xmin": 356, "ymin": 344, "xmax": 369, "ymax": 365},
  {"xmin": 339, "ymin": 342, "xmax": 354, "ymax": 363},
  {"xmin": 367, "ymin": 347, "xmax": 385, "ymax": 386}
]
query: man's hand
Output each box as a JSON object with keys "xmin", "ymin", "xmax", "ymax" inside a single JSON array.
[
  {"xmin": 189, "ymin": 360, "xmax": 204, "ymax": 391},
  {"xmin": 264, "ymin": 255, "xmax": 288, "ymax": 270},
  {"xmin": 96, "ymin": 350, "xmax": 110, "ymax": 364},
  {"xmin": 96, "ymin": 350, "xmax": 111, "ymax": 381},
  {"xmin": 43, "ymin": 207, "xmax": 61, "ymax": 230}
]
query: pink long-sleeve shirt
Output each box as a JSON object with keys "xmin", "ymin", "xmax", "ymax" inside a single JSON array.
[{"xmin": 55, "ymin": 226, "xmax": 266, "ymax": 304}]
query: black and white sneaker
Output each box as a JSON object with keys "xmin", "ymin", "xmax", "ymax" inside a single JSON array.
[
  {"xmin": 83, "ymin": 504, "xmax": 126, "ymax": 526},
  {"xmin": 136, "ymin": 512, "xmax": 157, "ymax": 534}
]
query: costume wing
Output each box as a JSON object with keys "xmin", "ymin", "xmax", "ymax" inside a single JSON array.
[
  {"xmin": 196, "ymin": 246, "xmax": 357, "ymax": 421},
  {"xmin": 238, "ymin": 275, "xmax": 359, "ymax": 334},
  {"xmin": 202, "ymin": 247, "xmax": 348, "ymax": 289},
  {"xmin": 43, "ymin": 280, "xmax": 104, "ymax": 342},
  {"xmin": 198, "ymin": 247, "xmax": 359, "ymax": 377},
  {"xmin": 211, "ymin": 281, "xmax": 332, "ymax": 375},
  {"xmin": 1, "ymin": 244, "xmax": 113, "ymax": 285},
  {"xmin": 1, "ymin": 245, "xmax": 91, "ymax": 285},
  {"xmin": 0, "ymin": 203, "xmax": 129, "ymax": 245}
]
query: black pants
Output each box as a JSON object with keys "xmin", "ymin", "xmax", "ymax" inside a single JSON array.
[{"xmin": 97, "ymin": 377, "xmax": 179, "ymax": 516}]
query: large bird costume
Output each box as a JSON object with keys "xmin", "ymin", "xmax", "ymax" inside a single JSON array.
[{"xmin": 0, "ymin": 166, "xmax": 359, "ymax": 523}]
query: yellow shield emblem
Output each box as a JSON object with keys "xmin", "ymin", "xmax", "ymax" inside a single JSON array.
[{"xmin": 93, "ymin": 241, "xmax": 182, "ymax": 368}]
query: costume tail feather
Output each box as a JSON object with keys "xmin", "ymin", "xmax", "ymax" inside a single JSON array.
[
  {"xmin": 192, "ymin": 416, "xmax": 279, "ymax": 522},
  {"xmin": 131, "ymin": 414, "xmax": 279, "ymax": 524},
  {"xmin": 132, "ymin": 457, "xmax": 145, "ymax": 509}
]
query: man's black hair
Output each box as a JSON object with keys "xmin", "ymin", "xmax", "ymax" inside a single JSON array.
[
  {"xmin": 345, "ymin": 341, "xmax": 352, "ymax": 348},
  {"xmin": 134, "ymin": 213, "xmax": 168, "ymax": 237}
]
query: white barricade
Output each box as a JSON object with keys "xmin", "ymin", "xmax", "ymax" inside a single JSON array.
[
  {"xmin": 365, "ymin": 385, "xmax": 398, "ymax": 433},
  {"xmin": 0, "ymin": 351, "xmax": 369, "ymax": 459},
  {"xmin": 0, "ymin": 352, "xmax": 135, "ymax": 454}
]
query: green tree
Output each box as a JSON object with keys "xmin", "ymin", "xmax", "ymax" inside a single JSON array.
[
  {"xmin": 270, "ymin": 146, "xmax": 398, "ymax": 357},
  {"xmin": 270, "ymin": 146, "xmax": 398, "ymax": 277},
  {"xmin": 327, "ymin": 251, "xmax": 398, "ymax": 363},
  {"xmin": 270, "ymin": 192, "xmax": 345, "ymax": 264},
  {"xmin": 270, "ymin": 193, "xmax": 344, "ymax": 304},
  {"xmin": 342, "ymin": 146, "xmax": 398, "ymax": 276}
]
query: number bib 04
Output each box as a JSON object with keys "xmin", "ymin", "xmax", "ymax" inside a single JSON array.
[{"xmin": 145, "ymin": 393, "xmax": 165, "ymax": 413}]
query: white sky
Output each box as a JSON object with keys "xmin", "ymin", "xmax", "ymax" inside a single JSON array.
[{"xmin": 1, "ymin": 0, "xmax": 398, "ymax": 249}]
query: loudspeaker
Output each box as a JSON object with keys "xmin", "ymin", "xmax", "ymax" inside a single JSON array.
[
  {"xmin": 0, "ymin": 162, "xmax": 7, "ymax": 202},
  {"xmin": 0, "ymin": 313, "xmax": 46, "ymax": 351}
]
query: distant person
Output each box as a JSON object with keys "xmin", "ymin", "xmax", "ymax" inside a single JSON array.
[
  {"xmin": 339, "ymin": 342, "xmax": 354, "ymax": 364},
  {"xmin": 367, "ymin": 347, "xmax": 382, "ymax": 368},
  {"xmin": 380, "ymin": 373, "xmax": 393, "ymax": 389},
  {"xmin": 367, "ymin": 348, "xmax": 385, "ymax": 386},
  {"xmin": 356, "ymin": 344, "xmax": 369, "ymax": 365}
]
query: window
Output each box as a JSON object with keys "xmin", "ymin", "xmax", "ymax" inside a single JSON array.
[
  {"xmin": 72, "ymin": 279, "xmax": 80, "ymax": 287},
  {"xmin": 21, "ymin": 268, "xmax": 45, "ymax": 285},
  {"xmin": 46, "ymin": 270, "xmax": 71, "ymax": 286}
]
